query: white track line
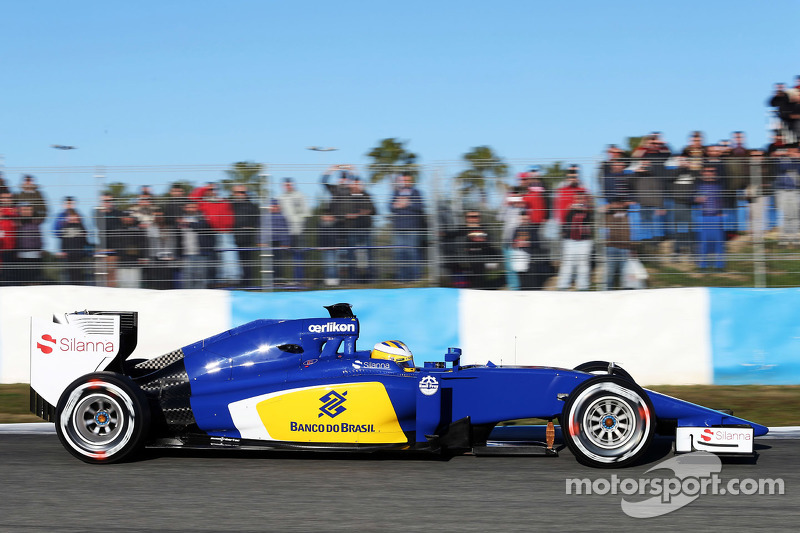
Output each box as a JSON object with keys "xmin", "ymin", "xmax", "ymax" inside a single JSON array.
[{"xmin": 0, "ymin": 423, "xmax": 55, "ymax": 434}]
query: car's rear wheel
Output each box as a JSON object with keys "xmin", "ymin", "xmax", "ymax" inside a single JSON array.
[
  {"xmin": 56, "ymin": 372, "xmax": 150, "ymax": 464},
  {"xmin": 561, "ymin": 375, "xmax": 654, "ymax": 468}
]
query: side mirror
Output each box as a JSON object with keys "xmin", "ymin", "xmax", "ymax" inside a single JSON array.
[{"xmin": 445, "ymin": 347, "xmax": 461, "ymax": 368}]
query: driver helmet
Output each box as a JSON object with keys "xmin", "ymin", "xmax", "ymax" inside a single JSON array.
[{"xmin": 371, "ymin": 340, "xmax": 415, "ymax": 372}]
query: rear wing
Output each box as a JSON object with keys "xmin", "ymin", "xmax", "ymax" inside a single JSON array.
[{"xmin": 30, "ymin": 311, "xmax": 138, "ymax": 421}]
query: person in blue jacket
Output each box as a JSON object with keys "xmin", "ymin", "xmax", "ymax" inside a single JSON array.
[
  {"xmin": 694, "ymin": 166, "xmax": 725, "ymax": 269},
  {"xmin": 389, "ymin": 174, "xmax": 426, "ymax": 282}
]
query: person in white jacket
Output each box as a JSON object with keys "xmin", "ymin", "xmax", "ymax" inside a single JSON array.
[{"xmin": 277, "ymin": 177, "xmax": 311, "ymax": 283}]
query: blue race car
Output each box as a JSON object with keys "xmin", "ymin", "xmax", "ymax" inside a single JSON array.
[{"xmin": 29, "ymin": 304, "xmax": 768, "ymax": 467}]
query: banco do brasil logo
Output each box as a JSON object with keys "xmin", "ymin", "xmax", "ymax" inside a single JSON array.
[{"xmin": 319, "ymin": 390, "xmax": 347, "ymax": 418}]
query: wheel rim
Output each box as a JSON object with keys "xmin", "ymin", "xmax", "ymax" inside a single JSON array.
[
  {"xmin": 60, "ymin": 382, "xmax": 136, "ymax": 460},
  {"xmin": 72, "ymin": 393, "xmax": 125, "ymax": 447},
  {"xmin": 582, "ymin": 395, "xmax": 636, "ymax": 450},
  {"xmin": 567, "ymin": 382, "xmax": 651, "ymax": 464}
]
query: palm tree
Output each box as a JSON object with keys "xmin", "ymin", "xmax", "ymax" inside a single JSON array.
[
  {"xmin": 540, "ymin": 161, "xmax": 568, "ymax": 190},
  {"xmin": 101, "ymin": 182, "xmax": 137, "ymax": 209},
  {"xmin": 455, "ymin": 146, "xmax": 508, "ymax": 206},
  {"xmin": 222, "ymin": 161, "xmax": 264, "ymax": 193},
  {"xmin": 366, "ymin": 138, "xmax": 419, "ymax": 184}
]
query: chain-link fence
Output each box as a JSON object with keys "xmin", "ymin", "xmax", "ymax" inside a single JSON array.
[{"xmin": 1, "ymin": 155, "xmax": 799, "ymax": 291}]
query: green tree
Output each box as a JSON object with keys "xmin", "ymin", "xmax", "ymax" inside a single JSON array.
[
  {"xmin": 101, "ymin": 182, "xmax": 137, "ymax": 208},
  {"xmin": 222, "ymin": 161, "xmax": 264, "ymax": 192},
  {"xmin": 165, "ymin": 181, "xmax": 194, "ymax": 196},
  {"xmin": 540, "ymin": 161, "xmax": 568, "ymax": 189},
  {"xmin": 366, "ymin": 138, "xmax": 419, "ymax": 184},
  {"xmin": 625, "ymin": 136, "xmax": 644, "ymax": 157},
  {"xmin": 455, "ymin": 146, "xmax": 508, "ymax": 205}
]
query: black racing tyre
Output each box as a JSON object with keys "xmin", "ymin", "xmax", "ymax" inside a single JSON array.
[
  {"xmin": 55, "ymin": 372, "xmax": 150, "ymax": 464},
  {"xmin": 562, "ymin": 375, "xmax": 655, "ymax": 468},
  {"xmin": 573, "ymin": 361, "xmax": 633, "ymax": 381}
]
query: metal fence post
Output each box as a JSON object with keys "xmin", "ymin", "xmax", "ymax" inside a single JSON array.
[
  {"xmin": 428, "ymin": 166, "xmax": 442, "ymax": 285},
  {"xmin": 94, "ymin": 167, "xmax": 107, "ymax": 287},
  {"xmin": 751, "ymin": 158, "xmax": 767, "ymax": 288},
  {"xmin": 259, "ymin": 171, "xmax": 273, "ymax": 292}
]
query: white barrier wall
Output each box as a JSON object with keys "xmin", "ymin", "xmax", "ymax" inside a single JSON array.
[
  {"xmin": 459, "ymin": 288, "xmax": 713, "ymax": 385},
  {"xmin": 0, "ymin": 286, "xmax": 742, "ymax": 386},
  {"xmin": 0, "ymin": 286, "xmax": 231, "ymax": 384}
]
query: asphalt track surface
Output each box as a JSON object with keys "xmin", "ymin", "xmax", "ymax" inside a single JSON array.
[{"xmin": 0, "ymin": 432, "xmax": 797, "ymax": 533}]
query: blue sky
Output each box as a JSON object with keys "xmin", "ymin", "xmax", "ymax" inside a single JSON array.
[{"xmin": 2, "ymin": 1, "xmax": 797, "ymax": 177}]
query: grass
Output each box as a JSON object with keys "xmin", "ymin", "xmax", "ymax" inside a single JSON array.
[
  {"xmin": 502, "ymin": 385, "xmax": 800, "ymax": 428},
  {"xmin": 0, "ymin": 384, "xmax": 42, "ymax": 424},
  {"xmin": 646, "ymin": 385, "xmax": 800, "ymax": 427},
  {"xmin": 3, "ymin": 384, "xmax": 800, "ymax": 427},
  {"xmin": 643, "ymin": 233, "xmax": 800, "ymax": 289}
]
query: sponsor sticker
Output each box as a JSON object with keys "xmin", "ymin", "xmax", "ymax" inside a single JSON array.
[
  {"xmin": 318, "ymin": 390, "xmax": 347, "ymax": 418},
  {"xmin": 675, "ymin": 427, "xmax": 754, "ymax": 453},
  {"xmin": 307, "ymin": 322, "xmax": 356, "ymax": 334},
  {"xmin": 255, "ymin": 382, "xmax": 406, "ymax": 444},
  {"xmin": 352, "ymin": 360, "xmax": 392, "ymax": 370},
  {"xmin": 35, "ymin": 332, "xmax": 116, "ymax": 354},
  {"xmin": 419, "ymin": 376, "xmax": 439, "ymax": 396}
]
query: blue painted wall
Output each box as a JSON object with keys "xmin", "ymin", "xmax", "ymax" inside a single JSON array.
[{"xmin": 710, "ymin": 288, "xmax": 800, "ymax": 384}]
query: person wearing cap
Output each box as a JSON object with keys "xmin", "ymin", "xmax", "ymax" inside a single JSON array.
[
  {"xmin": 554, "ymin": 165, "xmax": 587, "ymax": 223},
  {"xmin": 551, "ymin": 166, "xmax": 588, "ymax": 262},
  {"xmin": 278, "ymin": 177, "xmax": 311, "ymax": 284},
  {"xmin": 53, "ymin": 195, "xmax": 78, "ymax": 239},
  {"xmin": 14, "ymin": 175, "xmax": 48, "ymax": 223},
  {"xmin": 518, "ymin": 168, "xmax": 547, "ymax": 225}
]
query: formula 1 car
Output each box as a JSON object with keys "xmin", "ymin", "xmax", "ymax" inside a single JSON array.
[{"xmin": 29, "ymin": 304, "xmax": 768, "ymax": 467}]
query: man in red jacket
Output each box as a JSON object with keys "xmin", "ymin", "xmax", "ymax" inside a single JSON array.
[
  {"xmin": 190, "ymin": 183, "xmax": 234, "ymax": 231},
  {"xmin": 521, "ymin": 168, "xmax": 549, "ymax": 226},
  {"xmin": 190, "ymin": 183, "xmax": 234, "ymax": 286},
  {"xmin": 554, "ymin": 165, "xmax": 588, "ymax": 223},
  {"xmin": 0, "ymin": 198, "xmax": 18, "ymax": 285}
]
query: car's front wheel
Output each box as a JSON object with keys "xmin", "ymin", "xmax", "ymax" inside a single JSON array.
[
  {"xmin": 56, "ymin": 372, "xmax": 150, "ymax": 464},
  {"xmin": 561, "ymin": 375, "xmax": 654, "ymax": 468},
  {"xmin": 573, "ymin": 360, "xmax": 633, "ymax": 381}
]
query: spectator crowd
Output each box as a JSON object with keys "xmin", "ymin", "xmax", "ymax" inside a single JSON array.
[{"xmin": 1, "ymin": 76, "xmax": 799, "ymax": 291}]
